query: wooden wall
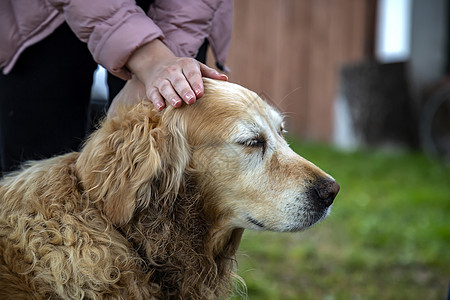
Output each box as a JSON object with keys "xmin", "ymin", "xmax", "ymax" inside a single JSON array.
[{"xmin": 214, "ymin": 0, "xmax": 374, "ymax": 141}]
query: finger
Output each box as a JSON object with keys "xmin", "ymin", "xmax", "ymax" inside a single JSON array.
[
  {"xmin": 170, "ymin": 72, "xmax": 197, "ymax": 105},
  {"xmin": 157, "ymin": 80, "xmax": 183, "ymax": 108},
  {"xmin": 181, "ymin": 61, "xmax": 204, "ymax": 98},
  {"xmin": 199, "ymin": 63, "xmax": 228, "ymax": 81},
  {"xmin": 147, "ymin": 87, "xmax": 166, "ymax": 111}
]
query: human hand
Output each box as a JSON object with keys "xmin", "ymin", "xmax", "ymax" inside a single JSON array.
[
  {"xmin": 107, "ymin": 76, "xmax": 146, "ymax": 118},
  {"xmin": 126, "ymin": 39, "xmax": 228, "ymax": 111}
]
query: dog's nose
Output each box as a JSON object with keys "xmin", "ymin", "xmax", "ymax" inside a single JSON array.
[{"xmin": 314, "ymin": 179, "xmax": 340, "ymax": 206}]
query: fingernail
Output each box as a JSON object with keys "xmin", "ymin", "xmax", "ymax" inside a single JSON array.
[
  {"xmin": 171, "ymin": 98, "xmax": 182, "ymax": 107},
  {"xmin": 184, "ymin": 92, "xmax": 195, "ymax": 104},
  {"xmin": 155, "ymin": 101, "xmax": 165, "ymax": 111},
  {"xmin": 194, "ymin": 86, "xmax": 203, "ymax": 98}
]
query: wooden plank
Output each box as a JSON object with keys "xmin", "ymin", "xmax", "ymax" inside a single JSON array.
[{"xmin": 211, "ymin": 0, "xmax": 369, "ymax": 141}]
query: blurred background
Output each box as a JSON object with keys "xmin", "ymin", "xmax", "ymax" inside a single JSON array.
[
  {"xmin": 91, "ymin": 0, "xmax": 450, "ymax": 298},
  {"xmin": 218, "ymin": 0, "xmax": 450, "ymax": 157},
  {"xmin": 214, "ymin": 0, "xmax": 450, "ymax": 299}
]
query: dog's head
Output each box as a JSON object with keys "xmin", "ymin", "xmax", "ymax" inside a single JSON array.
[{"xmin": 76, "ymin": 78, "xmax": 339, "ymax": 232}]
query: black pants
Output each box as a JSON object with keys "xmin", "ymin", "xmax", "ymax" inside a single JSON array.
[{"xmin": 0, "ymin": 23, "xmax": 121, "ymax": 173}]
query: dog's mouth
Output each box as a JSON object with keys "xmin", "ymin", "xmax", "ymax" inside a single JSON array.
[
  {"xmin": 244, "ymin": 204, "xmax": 331, "ymax": 232},
  {"xmin": 243, "ymin": 189, "xmax": 337, "ymax": 232},
  {"xmin": 246, "ymin": 216, "xmax": 265, "ymax": 229}
]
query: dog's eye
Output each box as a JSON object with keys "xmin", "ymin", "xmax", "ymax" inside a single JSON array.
[
  {"xmin": 239, "ymin": 138, "xmax": 266, "ymax": 148},
  {"xmin": 245, "ymin": 139, "xmax": 266, "ymax": 147},
  {"xmin": 238, "ymin": 137, "xmax": 267, "ymax": 157}
]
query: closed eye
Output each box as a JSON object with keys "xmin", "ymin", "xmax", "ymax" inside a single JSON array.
[
  {"xmin": 237, "ymin": 136, "xmax": 267, "ymax": 157},
  {"xmin": 239, "ymin": 138, "xmax": 266, "ymax": 148}
]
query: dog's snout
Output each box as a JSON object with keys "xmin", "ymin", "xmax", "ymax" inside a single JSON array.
[{"xmin": 314, "ymin": 179, "xmax": 340, "ymax": 206}]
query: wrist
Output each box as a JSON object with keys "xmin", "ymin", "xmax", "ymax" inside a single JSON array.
[{"xmin": 126, "ymin": 39, "xmax": 175, "ymax": 79}]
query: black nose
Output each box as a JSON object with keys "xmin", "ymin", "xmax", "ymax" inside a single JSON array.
[{"xmin": 314, "ymin": 179, "xmax": 340, "ymax": 206}]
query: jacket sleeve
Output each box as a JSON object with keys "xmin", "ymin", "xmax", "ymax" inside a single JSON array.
[
  {"xmin": 149, "ymin": 0, "xmax": 232, "ymax": 71},
  {"xmin": 48, "ymin": 0, "xmax": 164, "ymax": 79}
]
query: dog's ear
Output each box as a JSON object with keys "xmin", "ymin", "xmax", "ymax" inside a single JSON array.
[{"xmin": 75, "ymin": 103, "xmax": 189, "ymax": 225}]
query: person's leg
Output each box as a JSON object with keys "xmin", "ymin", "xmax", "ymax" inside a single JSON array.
[
  {"xmin": 195, "ymin": 39, "xmax": 209, "ymax": 65},
  {"xmin": 107, "ymin": 73, "xmax": 127, "ymax": 105},
  {"xmin": 0, "ymin": 22, "xmax": 97, "ymax": 173}
]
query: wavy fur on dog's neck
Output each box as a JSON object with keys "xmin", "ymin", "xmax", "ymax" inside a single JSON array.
[{"xmin": 120, "ymin": 182, "xmax": 244, "ymax": 299}]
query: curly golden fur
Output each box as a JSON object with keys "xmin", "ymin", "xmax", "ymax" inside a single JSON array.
[{"xmin": 0, "ymin": 79, "xmax": 338, "ymax": 299}]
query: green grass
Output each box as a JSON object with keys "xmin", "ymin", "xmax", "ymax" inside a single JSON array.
[{"xmin": 231, "ymin": 141, "xmax": 450, "ymax": 300}]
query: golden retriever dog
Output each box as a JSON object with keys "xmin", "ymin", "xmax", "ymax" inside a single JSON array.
[{"xmin": 0, "ymin": 78, "xmax": 339, "ymax": 299}]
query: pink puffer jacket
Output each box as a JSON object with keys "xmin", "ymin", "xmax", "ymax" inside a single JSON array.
[{"xmin": 0, "ymin": 0, "xmax": 232, "ymax": 79}]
